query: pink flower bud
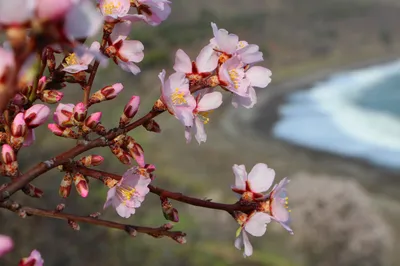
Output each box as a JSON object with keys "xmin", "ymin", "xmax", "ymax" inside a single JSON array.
[
  {"xmin": 24, "ymin": 104, "xmax": 50, "ymax": 128},
  {"xmin": 48, "ymin": 124, "xmax": 79, "ymax": 139},
  {"xmin": 73, "ymin": 172, "xmax": 89, "ymax": 198},
  {"xmin": 0, "ymin": 235, "xmax": 13, "ymax": 257},
  {"xmin": 110, "ymin": 144, "xmax": 131, "ymax": 165},
  {"xmin": 40, "ymin": 90, "xmax": 64, "ymax": 104},
  {"xmin": 84, "ymin": 112, "xmax": 102, "ymax": 129},
  {"xmin": 12, "ymin": 93, "xmax": 28, "ymax": 106},
  {"xmin": 89, "ymin": 83, "xmax": 123, "ymax": 104},
  {"xmin": 38, "ymin": 76, "xmax": 47, "ymax": 91},
  {"xmin": 73, "ymin": 102, "xmax": 87, "ymax": 122},
  {"xmin": 77, "ymin": 155, "xmax": 104, "ymax": 167},
  {"xmin": 11, "ymin": 113, "xmax": 27, "ymax": 138},
  {"xmin": 59, "ymin": 172, "xmax": 72, "ymax": 198},
  {"xmin": 54, "ymin": 103, "xmax": 74, "ymax": 127},
  {"xmin": 125, "ymin": 136, "xmax": 145, "ymax": 167},
  {"xmin": 120, "ymin": 96, "xmax": 140, "ymax": 126},
  {"xmin": 2, "ymin": 144, "xmax": 16, "ymax": 164},
  {"xmin": 161, "ymin": 197, "xmax": 179, "ymax": 222}
]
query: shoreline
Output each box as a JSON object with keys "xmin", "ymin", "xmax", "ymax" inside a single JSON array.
[{"xmin": 219, "ymin": 53, "xmax": 400, "ymax": 199}]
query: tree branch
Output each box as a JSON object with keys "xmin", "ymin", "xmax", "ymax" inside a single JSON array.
[{"xmin": 0, "ymin": 200, "xmax": 186, "ymax": 241}]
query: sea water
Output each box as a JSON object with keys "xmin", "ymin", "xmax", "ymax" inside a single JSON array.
[{"xmin": 273, "ymin": 59, "xmax": 400, "ymax": 169}]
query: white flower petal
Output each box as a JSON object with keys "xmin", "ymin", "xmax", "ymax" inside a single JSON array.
[
  {"xmin": 194, "ymin": 116, "xmax": 207, "ymax": 144},
  {"xmin": 173, "ymin": 49, "xmax": 192, "ymax": 73},
  {"xmin": 232, "ymin": 164, "xmax": 247, "ymax": 190},
  {"xmin": 244, "ymin": 212, "xmax": 271, "ymax": 237},
  {"xmin": 195, "ymin": 44, "xmax": 218, "ymax": 73},
  {"xmin": 197, "ymin": 92, "xmax": 223, "ymax": 112},
  {"xmin": 242, "ymin": 230, "xmax": 253, "ymax": 257},
  {"xmin": 246, "ymin": 66, "xmax": 272, "ymax": 88},
  {"xmin": 248, "ymin": 163, "xmax": 275, "ymax": 193}
]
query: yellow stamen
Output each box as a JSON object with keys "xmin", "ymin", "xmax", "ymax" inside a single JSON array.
[
  {"xmin": 237, "ymin": 41, "xmax": 247, "ymax": 49},
  {"xmin": 103, "ymin": 1, "xmax": 122, "ymax": 15},
  {"xmin": 64, "ymin": 53, "xmax": 78, "ymax": 66},
  {"xmin": 171, "ymin": 88, "xmax": 187, "ymax": 105},
  {"xmin": 228, "ymin": 69, "xmax": 241, "ymax": 89},
  {"xmin": 117, "ymin": 185, "xmax": 136, "ymax": 203},
  {"xmin": 197, "ymin": 111, "xmax": 213, "ymax": 124}
]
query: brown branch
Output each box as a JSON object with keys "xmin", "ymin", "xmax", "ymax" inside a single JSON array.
[
  {"xmin": 0, "ymin": 110, "xmax": 162, "ymax": 201},
  {"xmin": 0, "ymin": 200, "xmax": 186, "ymax": 241},
  {"xmin": 75, "ymin": 166, "xmax": 255, "ymax": 215}
]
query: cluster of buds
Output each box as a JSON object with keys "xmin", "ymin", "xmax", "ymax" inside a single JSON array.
[
  {"xmin": 58, "ymin": 155, "xmax": 104, "ymax": 198},
  {"xmin": 109, "ymin": 134, "xmax": 145, "ymax": 167}
]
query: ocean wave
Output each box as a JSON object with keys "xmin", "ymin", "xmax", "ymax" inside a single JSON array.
[{"xmin": 273, "ymin": 59, "xmax": 400, "ymax": 169}]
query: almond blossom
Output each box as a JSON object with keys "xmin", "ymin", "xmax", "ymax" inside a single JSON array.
[
  {"xmin": 173, "ymin": 47, "xmax": 218, "ymax": 83},
  {"xmin": 0, "ymin": 0, "xmax": 36, "ymax": 25},
  {"xmin": 185, "ymin": 91, "xmax": 222, "ymax": 144},
  {"xmin": 159, "ymin": 70, "xmax": 196, "ymax": 127},
  {"xmin": 53, "ymin": 103, "xmax": 75, "ymax": 127},
  {"xmin": 62, "ymin": 42, "xmax": 100, "ymax": 73},
  {"xmin": 98, "ymin": 0, "xmax": 131, "ymax": 22},
  {"xmin": 19, "ymin": 250, "xmax": 44, "ymax": 266},
  {"xmin": 0, "ymin": 235, "xmax": 13, "ymax": 257},
  {"xmin": 235, "ymin": 212, "xmax": 271, "ymax": 257},
  {"xmin": 24, "ymin": 104, "xmax": 51, "ymax": 128},
  {"xmin": 264, "ymin": 177, "xmax": 293, "ymax": 235},
  {"xmin": 104, "ymin": 166, "xmax": 151, "ymax": 218},
  {"xmin": 231, "ymin": 163, "xmax": 276, "ymax": 201},
  {"xmin": 131, "ymin": 0, "xmax": 171, "ymax": 26},
  {"xmin": 209, "ymin": 22, "xmax": 264, "ymax": 65},
  {"xmin": 106, "ymin": 21, "xmax": 144, "ymax": 75}
]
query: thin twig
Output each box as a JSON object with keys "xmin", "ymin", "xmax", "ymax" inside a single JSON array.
[{"xmin": 0, "ymin": 200, "xmax": 186, "ymax": 240}]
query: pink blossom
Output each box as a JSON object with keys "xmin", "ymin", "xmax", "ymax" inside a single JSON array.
[
  {"xmin": 231, "ymin": 163, "xmax": 275, "ymax": 201},
  {"xmin": 235, "ymin": 212, "xmax": 271, "ymax": 257},
  {"xmin": 218, "ymin": 57, "xmax": 249, "ymax": 97},
  {"xmin": 64, "ymin": 0, "xmax": 103, "ymax": 40},
  {"xmin": 173, "ymin": 47, "xmax": 218, "ymax": 77},
  {"xmin": 0, "ymin": 235, "xmax": 13, "ymax": 257},
  {"xmin": 104, "ymin": 166, "xmax": 151, "ymax": 218},
  {"xmin": 185, "ymin": 91, "xmax": 222, "ymax": 144},
  {"xmin": 268, "ymin": 177, "xmax": 293, "ymax": 234},
  {"xmin": 209, "ymin": 22, "xmax": 264, "ymax": 65},
  {"xmin": 24, "ymin": 104, "xmax": 50, "ymax": 128},
  {"xmin": 19, "ymin": 250, "xmax": 44, "ymax": 266},
  {"xmin": 0, "ymin": 47, "xmax": 15, "ymax": 85},
  {"xmin": 133, "ymin": 0, "xmax": 171, "ymax": 26},
  {"xmin": 0, "ymin": 0, "xmax": 35, "ymax": 25},
  {"xmin": 107, "ymin": 21, "xmax": 144, "ymax": 75},
  {"xmin": 232, "ymin": 65, "xmax": 272, "ymax": 109},
  {"xmin": 158, "ymin": 70, "xmax": 196, "ymax": 127},
  {"xmin": 62, "ymin": 42, "xmax": 100, "ymax": 73},
  {"xmin": 36, "ymin": 0, "xmax": 75, "ymax": 21},
  {"xmin": 53, "ymin": 103, "xmax": 74, "ymax": 127},
  {"xmin": 73, "ymin": 102, "xmax": 87, "ymax": 122},
  {"xmin": 98, "ymin": 0, "xmax": 131, "ymax": 22}
]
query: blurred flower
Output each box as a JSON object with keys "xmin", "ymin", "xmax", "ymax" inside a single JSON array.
[
  {"xmin": 185, "ymin": 91, "xmax": 222, "ymax": 144},
  {"xmin": 231, "ymin": 163, "xmax": 275, "ymax": 201},
  {"xmin": 235, "ymin": 212, "xmax": 271, "ymax": 257},
  {"xmin": 106, "ymin": 21, "xmax": 144, "ymax": 75},
  {"xmin": 0, "ymin": 0, "xmax": 35, "ymax": 25},
  {"xmin": 19, "ymin": 249, "xmax": 44, "ymax": 266},
  {"xmin": 24, "ymin": 104, "xmax": 50, "ymax": 128},
  {"xmin": 131, "ymin": 0, "xmax": 171, "ymax": 26},
  {"xmin": 62, "ymin": 42, "xmax": 100, "ymax": 73},
  {"xmin": 0, "ymin": 235, "xmax": 13, "ymax": 257},
  {"xmin": 159, "ymin": 70, "xmax": 196, "ymax": 127},
  {"xmin": 104, "ymin": 166, "xmax": 151, "ymax": 218},
  {"xmin": 0, "ymin": 47, "xmax": 15, "ymax": 87}
]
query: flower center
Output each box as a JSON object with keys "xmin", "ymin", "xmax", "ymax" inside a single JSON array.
[
  {"xmin": 117, "ymin": 185, "xmax": 136, "ymax": 203},
  {"xmin": 241, "ymin": 191, "xmax": 253, "ymax": 202},
  {"xmin": 171, "ymin": 88, "xmax": 187, "ymax": 105},
  {"xmin": 197, "ymin": 111, "xmax": 212, "ymax": 124},
  {"xmin": 103, "ymin": 1, "xmax": 122, "ymax": 15},
  {"xmin": 64, "ymin": 53, "xmax": 78, "ymax": 66},
  {"xmin": 228, "ymin": 69, "xmax": 240, "ymax": 89},
  {"xmin": 218, "ymin": 53, "xmax": 230, "ymax": 64},
  {"xmin": 237, "ymin": 41, "xmax": 247, "ymax": 49}
]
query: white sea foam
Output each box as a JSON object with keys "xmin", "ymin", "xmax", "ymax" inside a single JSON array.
[{"xmin": 273, "ymin": 59, "xmax": 400, "ymax": 169}]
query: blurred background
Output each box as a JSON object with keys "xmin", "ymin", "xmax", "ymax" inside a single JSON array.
[{"xmin": 2, "ymin": 0, "xmax": 400, "ymax": 265}]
